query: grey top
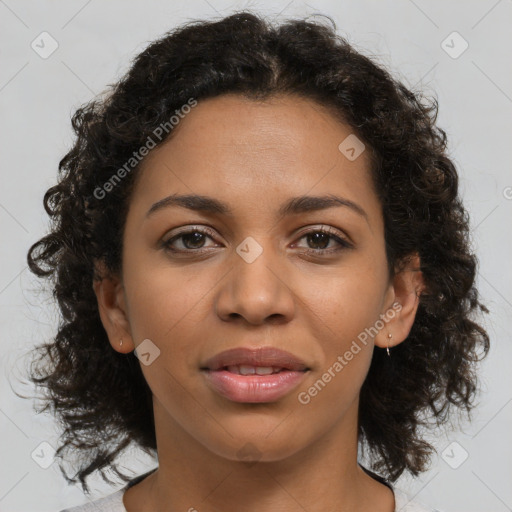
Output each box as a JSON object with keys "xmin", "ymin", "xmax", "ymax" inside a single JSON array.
[{"xmin": 60, "ymin": 467, "xmax": 442, "ymax": 511}]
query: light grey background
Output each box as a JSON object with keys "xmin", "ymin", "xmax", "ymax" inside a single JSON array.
[{"xmin": 1, "ymin": 1, "xmax": 511, "ymax": 511}]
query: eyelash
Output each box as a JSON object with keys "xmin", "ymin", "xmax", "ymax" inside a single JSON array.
[{"xmin": 161, "ymin": 225, "xmax": 353, "ymax": 256}]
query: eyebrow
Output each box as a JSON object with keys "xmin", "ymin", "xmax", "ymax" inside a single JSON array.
[{"xmin": 146, "ymin": 193, "xmax": 368, "ymax": 221}]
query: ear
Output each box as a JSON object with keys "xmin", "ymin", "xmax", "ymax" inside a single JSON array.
[
  {"xmin": 92, "ymin": 260, "xmax": 135, "ymax": 353},
  {"xmin": 374, "ymin": 252, "xmax": 426, "ymax": 350}
]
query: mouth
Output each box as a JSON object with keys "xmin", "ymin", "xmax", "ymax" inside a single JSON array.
[
  {"xmin": 201, "ymin": 346, "xmax": 309, "ymax": 372},
  {"xmin": 200, "ymin": 347, "xmax": 310, "ymax": 403},
  {"xmin": 214, "ymin": 365, "xmax": 302, "ymax": 375}
]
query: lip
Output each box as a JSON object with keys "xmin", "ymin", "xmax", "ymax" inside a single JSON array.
[
  {"xmin": 201, "ymin": 347, "xmax": 309, "ymax": 371},
  {"xmin": 201, "ymin": 347, "xmax": 310, "ymax": 403}
]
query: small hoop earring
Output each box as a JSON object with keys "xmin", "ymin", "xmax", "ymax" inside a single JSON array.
[
  {"xmin": 386, "ymin": 333, "xmax": 392, "ymax": 357},
  {"xmin": 119, "ymin": 339, "xmax": 123, "ymax": 347}
]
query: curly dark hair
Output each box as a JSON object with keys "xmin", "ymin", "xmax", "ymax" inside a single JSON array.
[{"xmin": 23, "ymin": 10, "xmax": 489, "ymax": 494}]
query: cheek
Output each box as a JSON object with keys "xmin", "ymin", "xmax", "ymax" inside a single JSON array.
[
  {"xmin": 297, "ymin": 260, "xmax": 387, "ymax": 392},
  {"xmin": 121, "ymin": 253, "xmax": 220, "ymax": 393},
  {"xmin": 300, "ymin": 260, "xmax": 388, "ymax": 340},
  {"xmin": 295, "ymin": 286, "xmax": 377, "ymax": 425},
  {"xmin": 122, "ymin": 247, "xmax": 208, "ymax": 341},
  {"xmin": 297, "ymin": 347, "xmax": 372, "ymax": 423}
]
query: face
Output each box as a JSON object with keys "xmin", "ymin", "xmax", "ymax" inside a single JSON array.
[{"xmin": 105, "ymin": 93, "xmax": 401, "ymax": 463}]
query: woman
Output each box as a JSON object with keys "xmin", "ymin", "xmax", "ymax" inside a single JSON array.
[{"xmin": 26, "ymin": 11, "xmax": 489, "ymax": 512}]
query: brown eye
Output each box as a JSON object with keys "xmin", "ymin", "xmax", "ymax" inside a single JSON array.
[
  {"xmin": 178, "ymin": 231, "xmax": 208, "ymax": 249},
  {"xmin": 294, "ymin": 227, "xmax": 352, "ymax": 255},
  {"xmin": 305, "ymin": 232, "xmax": 331, "ymax": 250},
  {"xmin": 162, "ymin": 227, "xmax": 219, "ymax": 253}
]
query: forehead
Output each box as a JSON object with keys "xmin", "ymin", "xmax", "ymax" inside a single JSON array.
[{"xmin": 129, "ymin": 93, "xmax": 380, "ymax": 224}]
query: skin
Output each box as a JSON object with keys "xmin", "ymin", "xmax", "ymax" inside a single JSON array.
[{"xmin": 94, "ymin": 93, "xmax": 424, "ymax": 512}]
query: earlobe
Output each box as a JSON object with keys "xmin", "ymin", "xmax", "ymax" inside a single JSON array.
[
  {"xmin": 92, "ymin": 262, "xmax": 135, "ymax": 353},
  {"xmin": 375, "ymin": 253, "xmax": 425, "ymax": 351}
]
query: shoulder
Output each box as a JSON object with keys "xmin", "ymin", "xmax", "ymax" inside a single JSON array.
[
  {"xmin": 58, "ymin": 484, "xmax": 443, "ymax": 512},
  {"xmin": 59, "ymin": 467, "xmax": 157, "ymax": 511},
  {"xmin": 58, "ymin": 489, "xmax": 126, "ymax": 512},
  {"xmin": 394, "ymin": 488, "xmax": 443, "ymax": 512},
  {"xmin": 359, "ymin": 465, "xmax": 442, "ymax": 512}
]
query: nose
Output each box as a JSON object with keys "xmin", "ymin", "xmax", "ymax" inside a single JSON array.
[{"xmin": 214, "ymin": 241, "xmax": 296, "ymax": 326}]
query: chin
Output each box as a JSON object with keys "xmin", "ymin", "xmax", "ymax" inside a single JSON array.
[{"xmin": 201, "ymin": 426, "xmax": 313, "ymax": 464}]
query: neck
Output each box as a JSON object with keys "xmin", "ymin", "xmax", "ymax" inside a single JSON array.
[{"xmin": 124, "ymin": 396, "xmax": 395, "ymax": 512}]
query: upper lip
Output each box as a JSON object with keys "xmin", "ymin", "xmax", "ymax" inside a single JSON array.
[{"xmin": 201, "ymin": 347, "xmax": 309, "ymax": 371}]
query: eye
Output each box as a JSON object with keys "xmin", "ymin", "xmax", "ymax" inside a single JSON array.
[
  {"xmin": 161, "ymin": 225, "xmax": 353, "ymax": 257},
  {"xmin": 161, "ymin": 226, "xmax": 219, "ymax": 254},
  {"xmin": 293, "ymin": 226, "xmax": 353, "ymax": 255}
]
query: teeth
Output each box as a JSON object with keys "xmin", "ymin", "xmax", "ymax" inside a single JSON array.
[
  {"xmin": 227, "ymin": 365, "xmax": 241, "ymax": 374},
  {"xmin": 226, "ymin": 365, "xmax": 284, "ymax": 375},
  {"xmin": 255, "ymin": 366, "xmax": 275, "ymax": 375},
  {"xmin": 239, "ymin": 365, "xmax": 256, "ymax": 375}
]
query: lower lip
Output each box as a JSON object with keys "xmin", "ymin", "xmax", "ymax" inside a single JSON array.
[{"xmin": 202, "ymin": 369, "xmax": 308, "ymax": 403}]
